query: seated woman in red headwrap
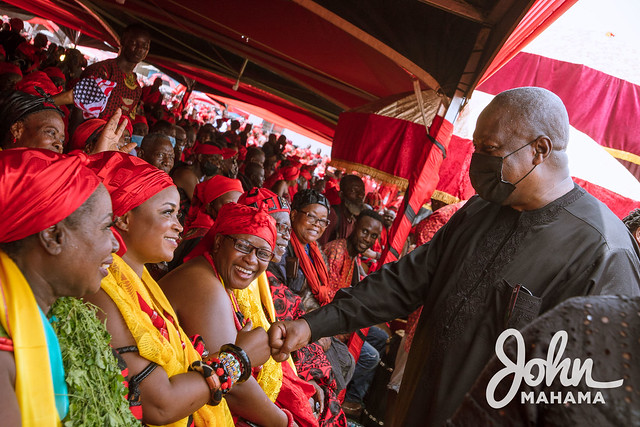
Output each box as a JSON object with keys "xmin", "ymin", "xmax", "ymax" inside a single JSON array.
[
  {"xmin": 83, "ymin": 152, "xmax": 270, "ymax": 426},
  {"xmin": 237, "ymin": 188, "xmax": 348, "ymax": 426},
  {"xmin": 0, "ymin": 148, "xmax": 118, "ymax": 425},
  {"xmin": 69, "ymin": 116, "xmax": 133, "ymax": 153},
  {"xmin": 160, "ymin": 203, "xmax": 318, "ymax": 426},
  {"xmin": 169, "ymin": 175, "xmax": 244, "ymax": 270}
]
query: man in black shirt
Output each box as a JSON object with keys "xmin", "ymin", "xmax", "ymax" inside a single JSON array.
[{"xmin": 268, "ymin": 87, "xmax": 640, "ymax": 426}]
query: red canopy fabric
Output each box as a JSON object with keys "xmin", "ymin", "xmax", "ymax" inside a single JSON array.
[
  {"xmin": 204, "ymin": 93, "xmax": 332, "ymax": 146},
  {"xmin": 151, "ymin": 56, "xmax": 336, "ymax": 142},
  {"xmin": 479, "ymin": 51, "xmax": 640, "ymax": 179},
  {"xmin": 432, "ymin": 135, "xmax": 475, "ymax": 204},
  {"xmin": 479, "ymin": 0, "xmax": 579, "ymax": 84},
  {"xmin": 572, "ymin": 177, "xmax": 639, "ymax": 220},
  {"xmin": 329, "ymin": 112, "xmax": 432, "ymax": 189},
  {"xmin": 4, "ymin": 0, "xmax": 118, "ymax": 46}
]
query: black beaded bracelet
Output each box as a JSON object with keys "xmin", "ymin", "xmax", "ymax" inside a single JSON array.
[{"xmin": 220, "ymin": 343, "xmax": 251, "ymax": 383}]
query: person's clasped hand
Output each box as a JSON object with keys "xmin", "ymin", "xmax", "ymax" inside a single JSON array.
[
  {"xmin": 267, "ymin": 319, "xmax": 313, "ymax": 362},
  {"xmin": 234, "ymin": 319, "xmax": 271, "ymax": 367}
]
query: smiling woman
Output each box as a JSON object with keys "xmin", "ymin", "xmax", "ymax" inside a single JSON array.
[
  {"xmin": 0, "ymin": 148, "xmax": 118, "ymax": 426},
  {"xmin": 0, "ymin": 90, "xmax": 65, "ymax": 152},
  {"xmin": 82, "ymin": 152, "xmax": 269, "ymax": 427},
  {"xmin": 160, "ymin": 203, "xmax": 319, "ymax": 426}
]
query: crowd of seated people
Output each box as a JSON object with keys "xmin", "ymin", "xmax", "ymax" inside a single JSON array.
[{"xmin": 0, "ymin": 16, "xmax": 434, "ymax": 427}]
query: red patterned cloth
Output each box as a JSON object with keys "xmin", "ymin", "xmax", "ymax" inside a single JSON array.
[
  {"xmin": 322, "ymin": 238, "xmax": 362, "ymax": 301},
  {"xmin": 267, "ymin": 271, "xmax": 347, "ymax": 426},
  {"xmin": 77, "ymin": 59, "xmax": 141, "ymax": 120},
  {"xmin": 414, "ymin": 202, "xmax": 466, "ymax": 248}
]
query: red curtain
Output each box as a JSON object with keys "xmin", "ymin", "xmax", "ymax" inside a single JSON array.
[
  {"xmin": 432, "ymin": 135, "xmax": 476, "ymax": 203},
  {"xmin": 479, "ymin": 0, "xmax": 578, "ymax": 84},
  {"xmin": 329, "ymin": 112, "xmax": 432, "ymax": 190},
  {"xmin": 479, "ymin": 51, "xmax": 640, "ymax": 179}
]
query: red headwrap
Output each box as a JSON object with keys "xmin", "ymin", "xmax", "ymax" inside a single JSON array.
[
  {"xmin": 193, "ymin": 143, "xmax": 238, "ymax": 160},
  {"xmin": 132, "ymin": 114, "xmax": 147, "ymax": 125},
  {"xmin": 194, "ymin": 144, "xmax": 224, "ymax": 156},
  {"xmin": 0, "ymin": 62, "xmax": 21, "ymax": 76},
  {"xmin": 300, "ymin": 169, "xmax": 312, "ymax": 181},
  {"xmin": 119, "ymin": 116, "xmax": 133, "ymax": 136},
  {"xmin": 238, "ymin": 187, "xmax": 290, "ymax": 213},
  {"xmin": 70, "ymin": 119, "xmax": 106, "ymax": 152},
  {"xmin": 222, "ymin": 148, "xmax": 238, "ymax": 160},
  {"xmin": 185, "ymin": 203, "xmax": 276, "ymax": 261},
  {"xmin": 70, "ymin": 117, "xmax": 133, "ymax": 152},
  {"xmin": 16, "ymin": 71, "xmax": 60, "ymax": 96},
  {"xmin": 281, "ymin": 166, "xmax": 300, "ymax": 181},
  {"xmin": 184, "ymin": 176, "xmax": 243, "ymax": 233},
  {"xmin": 43, "ymin": 66, "xmax": 65, "ymax": 82},
  {"xmin": 16, "ymin": 42, "xmax": 37, "ymax": 60},
  {"xmin": 0, "ymin": 148, "xmax": 100, "ymax": 243},
  {"xmin": 85, "ymin": 151, "xmax": 174, "ymax": 216}
]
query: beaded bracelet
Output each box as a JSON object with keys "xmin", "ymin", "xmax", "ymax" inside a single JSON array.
[
  {"xmin": 220, "ymin": 343, "xmax": 251, "ymax": 383},
  {"xmin": 191, "ymin": 342, "xmax": 253, "ymax": 405}
]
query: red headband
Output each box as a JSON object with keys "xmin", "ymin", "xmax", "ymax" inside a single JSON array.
[
  {"xmin": 194, "ymin": 144, "xmax": 224, "ymax": 156},
  {"xmin": 86, "ymin": 151, "xmax": 174, "ymax": 216},
  {"xmin": 185, "ymin": 202, "xmax": 276, "ymax": 262},
  {"xmin": 184, "ymin": 176, "xmax": 243, "ymax": 231},
  {"xmin": 238, "ymin": 187, "xmax": 290, "ymax": 213},
  {"xmin": 281, "ymin": 165, "xmax": 300, "ymax": 181},
  {"xmin": 0, "ymin": 148, "xmax": 100, "ymax": 242}
]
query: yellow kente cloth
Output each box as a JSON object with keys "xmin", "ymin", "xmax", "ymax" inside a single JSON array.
[
  {"xmin": 232, "ymin": 271, "xmax": 297, "ymax": 402},
  {"xmin": 102, "ymin": 255, "xmax": 233, "ymax": 427},
  {"xmin": 0, "ymin": 251, "xmax": 60, "ymax": 426}
]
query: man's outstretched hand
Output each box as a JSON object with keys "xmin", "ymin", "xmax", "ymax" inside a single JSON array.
[{"xmin": 268, "ymin": 319, "xmax": 312, "ymax": 362}]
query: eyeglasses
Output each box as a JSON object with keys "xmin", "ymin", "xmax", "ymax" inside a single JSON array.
[
  {"xmin": 275, "ymin": 222, "xmax": 292, "ymax": 236},
  {"xmin": 225, "ymin": 236, "xmax": 274, "ymax": 262},
  {"xmin": 299, "ymin": 210, "xmax": 330, "ymax": 228}
]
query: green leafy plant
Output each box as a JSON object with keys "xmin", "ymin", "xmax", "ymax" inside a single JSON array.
[{"xmin": 51, "ymin": 297, "xmax": 138, "ymax": 426}]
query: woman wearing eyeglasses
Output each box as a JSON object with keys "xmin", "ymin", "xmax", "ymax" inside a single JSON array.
[
  {"xmin": 275, "ymin": 190, "xmax": 356, "ymax": 414},
  {"xmin": 82, "ymin": 153, "xmax": 270, "ymax": 427},
  {"xmin": 161, "ymin": 202, "xmax": 315, "ymax": 426},
  {"xmin": 284, "ymin": 189, "xmax": 334, "ymax": 311}
]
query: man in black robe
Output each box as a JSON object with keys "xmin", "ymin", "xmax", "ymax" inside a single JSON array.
[{"xmin": 267, "ymin": 87, "xmax": 640, "ymax": 426}]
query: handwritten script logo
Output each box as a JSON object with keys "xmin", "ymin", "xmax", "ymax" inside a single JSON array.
[{"xmin": 485, "ymin": 329, "xmax": 623, "ymax": 409}]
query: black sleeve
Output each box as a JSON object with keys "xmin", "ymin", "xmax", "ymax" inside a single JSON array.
[{"xmin": 303, "ymin": 227, "xmax": 445, "ymax": 341}]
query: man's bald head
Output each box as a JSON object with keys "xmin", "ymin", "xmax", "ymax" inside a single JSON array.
[
  {"xmin": 473, "ymin": 87, "xmax": 574, "ymax": 211},
  {"xmin": 486, "ymin": 87, "xmax": 570, "ymax": 152}
]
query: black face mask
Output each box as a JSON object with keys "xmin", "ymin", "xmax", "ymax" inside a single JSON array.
[
  {"xmin": 469, "ymin": 139, "xmax": 538, "ymax": 205},
  {"xmin": 201, "ymin": 161, "xmax": 219, "ymax": 176}
]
